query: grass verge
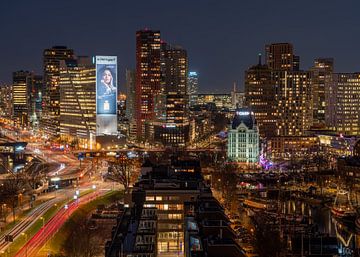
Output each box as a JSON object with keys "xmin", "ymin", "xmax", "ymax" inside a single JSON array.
[
  {"xmin": 45, "ymin": 190, "xmax": 123, "ymax": 255},
  {"xmin": 7, "ymin": 204, "xmax": 59, "ymax": 257}
]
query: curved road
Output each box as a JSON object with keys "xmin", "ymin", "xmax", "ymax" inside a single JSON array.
[{"xmin": 14, "ymin": 190, "xmax": 106, "ymax": 257}]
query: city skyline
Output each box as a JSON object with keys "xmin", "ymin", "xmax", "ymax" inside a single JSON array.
[
  {"xmin": 1, "ymin": 0, "xmax": 360, "ymax": 93},
  {"xmin": 1, "ymin": 1, "xmax": 360, "ymax": 256}
]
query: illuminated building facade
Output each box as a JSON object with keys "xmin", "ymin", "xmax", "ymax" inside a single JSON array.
[
  {"xmin": 59, "ymin": 57, "xmax": 96, "ymax": 149},
  {"xmin": 135, "ymin": 30, "xmax": 161, "ymax": 141},
  {"xmin": 268, "ymin": 136, "xmax": 319, "ymax": 160},
  {"xmin": 125, "ymin": 69, "xmax": 136, "ymax": 121},
  {"xmin": 29, "ymin": 75, "xmax": 43, "ymax": 127},
  {"xmin": 12, "ymin": 71, "xmax": 33, "ymax": 127},
  {"xmin": 154, "ymin": 44, "xmax": 189, "ymax": 146},
  {"xmin": 245, "ymin": 55, "xmax": 277, "ymax": 138},
  {"xmin": 107, "ymin": 159, "xmax": 243, "ymax": 257},
  {"xmin": 42, "ymin": 46, "xmax": 75, "ymax": 136},
  {"xmin": 273, "ymin": 70, "xmax": 313, "ymax": 136},
  {"xmin": 227, "ymin": 108, "xmax": 259, "ymax": 163},
  {"xmin": 0, "ymin": 84, "xmax": 13, "ymax": 118},
  {"xmin": 310, "ymin": 58, "xmax": 334, "ymax": 128},
  {"xmin": 187, "ymin": 71, "xmax": 198, "ymax": 107},
  {"xmin": 265, "ymin": 43, "xmax": 299, "ymax": 71},
  {"xmin": 316, "ymin": 133, "xmax": 357, "ymax": 157},
  {"xmin": 326, "ymin": 73, "xmax": 360, "ymax": 135},
  {"xmin": 196, "ymin": 94, "xmax": 232, "ymax": 109},
  {"xmin": 247, "ymin": 43, "xmax": 312, "ymax": 137},
  {"xmin": 132, "ymin": 159, "xmax": 203, "ymax": 255}
]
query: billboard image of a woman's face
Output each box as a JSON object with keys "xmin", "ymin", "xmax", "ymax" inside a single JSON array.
[{"xmin": 96, "ymin": 64, "xmax": 117, "ymax": 115}]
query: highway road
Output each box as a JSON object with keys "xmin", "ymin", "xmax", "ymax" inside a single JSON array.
[
  {"xmin": 14, "ymin": 189, "xmax": 107, "ymax": 257},
  {"xmin": 0, "ymin": 197, "xmax": 58, "ymax": 253},
  {"xmin": 0, "ymin": 185, "xmax": 97, "ymax": 255}
]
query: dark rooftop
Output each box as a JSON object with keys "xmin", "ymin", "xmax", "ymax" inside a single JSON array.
[{"xmin": 231, "ymin": 108, "xmax": 256, "ymax": 130}]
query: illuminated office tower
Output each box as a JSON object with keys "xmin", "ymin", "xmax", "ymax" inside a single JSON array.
[
  {"xmin": 154, "ymin": 45, "xmax": 189, "ymax": 146},
  {"xmin": 187, "ymin": 71, "xmax": 198, "ymax": 107},
  {"xmin": 273, "ymin": 70, "xmax": 313, "ymax": 136},
  {"xmin": 12, "ymin": 71, "xmax": 33, "ymax": 127},
  {"xmin": 125, "ymin": 69, "xmax": 137, "ymax": 140},
  {"xmin": 0, "ymin": 84, "xmax": 13, "ymax": 117},
  {"xmin": 227, "ymin": 108, "xmax": 259, "ymax": 164},
  {"xmin": 264, "ymin": 43, "xmax": 312, "ymax": 136},
  {"xmin": 135, "ymin": 30, "xmax": 161, "ymax": 141},
  {"xmin": 42, "ymin": 46, "xmax": 75, "ymax": 137},
  {"xmin": 29, "ymin": 75, "xmax": 43, "ymax": 127},
  {"xmin": 265, "ymin": 43, "xmax": 299, "ymax": 71},
  {"xmin": 59, "ymin": 57, "xmax": 96, "ymax": 149},
  {"xmin": 125, "ymin": 69, "xmax": 136, "ymax": 121},
  {"xmin": 245, "ymin": 55, "xmax": 277, "ymax": 138},
  {"xmin": 310, "ymin": 58, "xmax": 334, "ymax": 127},
  {"xmin": 326, "ymin": 73, "xmax": 360, "ymax": 135}
]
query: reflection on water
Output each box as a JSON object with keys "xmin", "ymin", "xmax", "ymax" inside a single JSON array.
[{"xmin": 280, "ymin": 200, "xmax": 358, "ymax": 256}]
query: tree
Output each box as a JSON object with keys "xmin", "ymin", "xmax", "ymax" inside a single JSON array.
[
  {"xmin": 211, "ymin": 163, "xmax": 239, "ymax": 212},
  {"xmin": 106, "ymin": 155, "xmax": 140, "ymax": 192},
  {"xmin": 63, "ymin": 218, "xmax": 101, "ymax": 257},
  {"xmin": 212, "ymin": 113, "xmax": 229, "ymax": 133},
  {"xmin": 0, "ymin": 172, "xmax": 27, "ymax": 223}
]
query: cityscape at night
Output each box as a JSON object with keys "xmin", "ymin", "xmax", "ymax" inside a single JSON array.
[{"xmin": 1, "ymin": 1, "xmax": 360, "ymax": 256}]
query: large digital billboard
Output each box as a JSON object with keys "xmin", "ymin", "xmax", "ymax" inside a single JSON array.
[{"xmin": 96, "ymin": 56, "xmax": 118, "ymax": 135}]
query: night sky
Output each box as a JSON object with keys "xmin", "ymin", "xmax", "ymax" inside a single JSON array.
[{"xmin": 1, "ymin": 0, "xmax": 360, "ymax": 93}]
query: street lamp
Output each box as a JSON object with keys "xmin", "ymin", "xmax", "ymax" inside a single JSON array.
[
  {"xmin": 40, "ymin": 216, "xmax": 45, "ymax": 230},
  {"xmin": 1, "ymin": 204, "xmax": 6, "ymax": 223},
  {"xmin": 21, "ymin": 232, "xmax": 28, "ymax": 257}
]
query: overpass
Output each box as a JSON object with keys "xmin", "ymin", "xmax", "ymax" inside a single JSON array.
[{"xmin": 72, "ymin": 147, "xmax": 223, "ymax": 158}]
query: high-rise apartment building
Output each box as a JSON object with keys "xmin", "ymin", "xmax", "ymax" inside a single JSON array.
[
  {"xmin": 42, "ymin": 46, "xmax": 75, "ymax": 137},
  {"xmin": 263, "ymin": 43, "xmax": 313, "ymax": 136},
  {"xmin": 265, "ymin": 43, "xmax": 299, "ymax": 71},
  {"xmin": 12, "ymin": 71, "xmax": 33, "ymax": 127},
  {"xmin": 135, "ymin": 30, "xmax": 161, "ymax": 140},
  {"xmin": 273, "ymin": 71, "xmax": 312, "ymax": 136},
  {"xmin": 0, "ymin": 85, "xmax": 13, "ymax": 118},
  {"xmin": 106, "ymin": 158, "xmax": 244, "ymax": 257},
  {"xmin": 245, "ymin": 55, "xmax": 277, "ymax": 138},
  {"xmin": 187, "ymin": 71, "xmax": 198, "ymax": 107},
  {"xmin": 154, "ymin": 44, "xmax": 189, "ymax": 146},
  {"xmin": 59, "ymin": 57, "xmax": 96, "ymax": 148},
  {"xmin": 310, "ymin": 58, "xmax": 334, "ymax": 127},
  {"xmin": 125, "ymin": 69, "xmax": 136, "ymax": 121},
  {"xmin": 326, "ymin": 73, "xmax": 360, "ymax": 136},
  {"xmin": 227, "ymin": 108, "xmax": 259, "ymax": 164}
]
